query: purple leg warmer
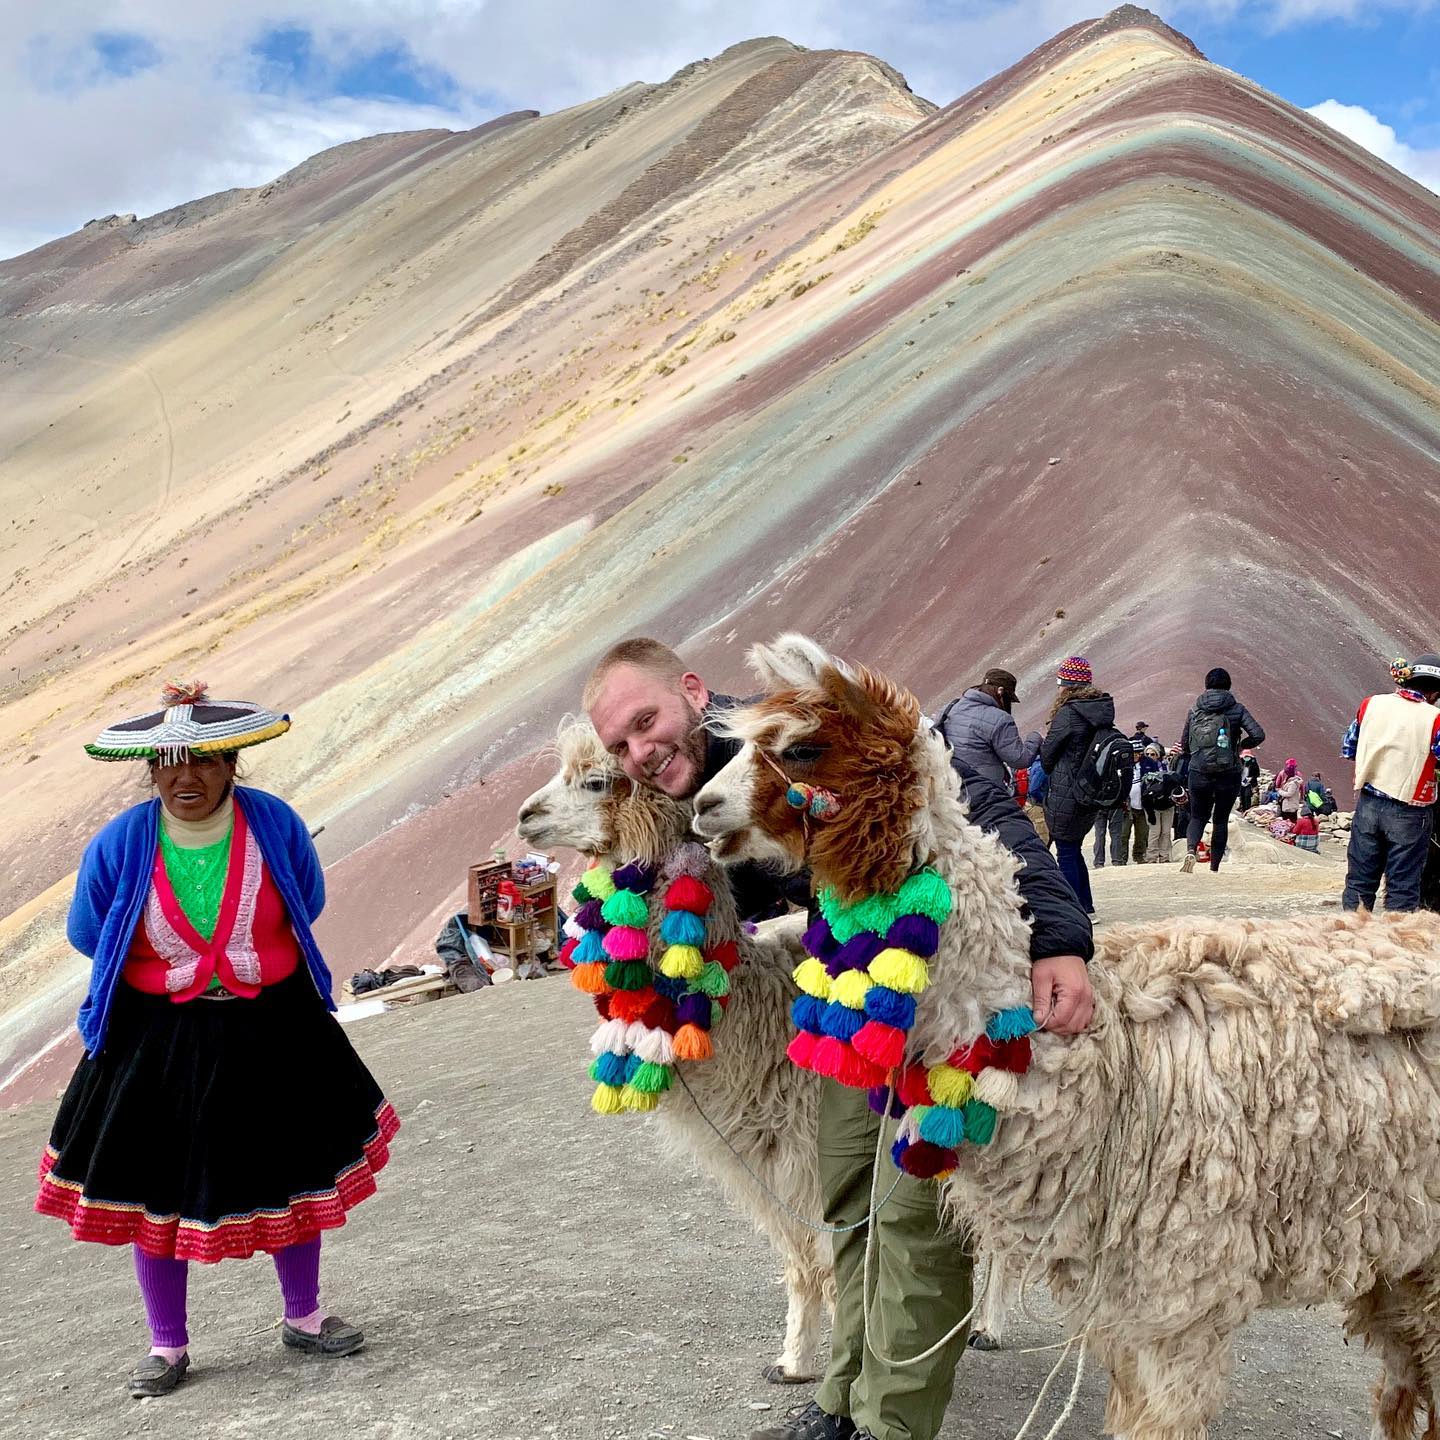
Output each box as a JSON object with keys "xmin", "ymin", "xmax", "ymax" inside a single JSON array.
[
  {"xmin": 273, "ymin": 1236, "xmax": 322, "ymax": 1320},
  {"xmin": 134, "ymin": 1248, "xmax": 189, "ymax": 1349}
]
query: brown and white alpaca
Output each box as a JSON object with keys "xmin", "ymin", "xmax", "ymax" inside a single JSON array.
[
  {"xmin": 517, "ymin": 717, "xmax": 833, "ymax": 1383},
  {"xmin": 692, "ymin": 633, "xmax": 1440, "ymax": 1440}
]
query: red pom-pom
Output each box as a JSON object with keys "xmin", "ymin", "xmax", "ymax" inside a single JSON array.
[
  {"xmin": 665, "ymin": 876, "xmax": 714, "ymax": 914},
  {"xmin": 852, "ymin": 1020, "xmax": 906, "ymax": 1069},
  {"xmin": 809, "ymin": 1035, "xmax": 848, "ymax": 1079},
  {"xmin": 708, "ymin": 939, "xmax": 741, "ymax": 972},
  {"xmin": 896, "ymin": 1063, "xmax": 934, "ymax": 1108},
  {"xmin": 950, "ymin": 1035, "xmax": 1032, "ymax": 1076},
  {"xmin": 833, "ymin": 1045, "xmax": 887, "ymax": 1089},
  {"xmin": 898, "ymin": 1140, "xmax": 958, "ymax": 1179},
  {"xmin": 787, "ymin": 1031, "xmax": 819, "ymax": 1069},
  {"xmin": 593, "ymin": 994, "xmax": 612, "ymax": 1020},
  {"xmin": 558, "ymin": 937, "xmax": 579, "ymax": 969},
  {"xmin": 160, "ymin": 679, "xmax": 209, "ymax": 706},
  {"xmin": 640, "ymin": 995, "xmax": 677, "ymax": 1033},
  {"xmin": 609, "ymin": 986, "xmax": 659, "ymax": 1022}
]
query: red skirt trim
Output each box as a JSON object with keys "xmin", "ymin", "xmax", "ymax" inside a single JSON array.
[{"xmin": 34, "ymin": 1100, "xmax": 400, "ymax": 1264}]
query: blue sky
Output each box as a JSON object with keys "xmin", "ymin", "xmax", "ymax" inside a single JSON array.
[{"xmin": 0, "ymin": 1, "xmax": 1436, "ymax": 261}]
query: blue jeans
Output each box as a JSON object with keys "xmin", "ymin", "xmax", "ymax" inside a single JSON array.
[
  {"xmin": 1054, "ymin": 839, "xmax": 1095, "ymax": 914},
  {"xmin": 1343, "ymin": 789, "xmax": 1434, "ymax": 912}
]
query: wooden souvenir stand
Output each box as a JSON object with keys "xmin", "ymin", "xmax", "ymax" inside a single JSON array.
[{"xmin": 466, "ymin": 859, "xmax": 561, "ymax": 974}]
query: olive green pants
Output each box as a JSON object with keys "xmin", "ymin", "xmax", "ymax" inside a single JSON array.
[{"xmin": 815, "ymin": 1079, "xmax": 973, "ymax": 1440}]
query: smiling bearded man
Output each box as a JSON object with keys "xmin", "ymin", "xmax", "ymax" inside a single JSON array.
[{"xmin": 584, "ymin": 636, "xmax": 1094, "ymax": 1440}]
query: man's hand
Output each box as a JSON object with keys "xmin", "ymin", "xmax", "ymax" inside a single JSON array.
[{"xmin": 1031, "ymin": 954, "xmax": 1094, "ymax": 1035}]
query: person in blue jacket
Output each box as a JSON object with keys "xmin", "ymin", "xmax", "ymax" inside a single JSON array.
[{"xmin": 35, "ymin": 683, "xmax": 398, "ymax": 1399}]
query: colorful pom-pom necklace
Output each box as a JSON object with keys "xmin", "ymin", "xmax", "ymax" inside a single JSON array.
[
  {"xmin": 787, "ymin": 866, "xmax": 953, "ymax": 1090},
  {"xmin": 571, "ymin": 845, "xmax": 740, "ymax": 1116}
]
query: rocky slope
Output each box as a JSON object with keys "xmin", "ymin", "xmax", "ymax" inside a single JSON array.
[{"xmin": 2, "ymin": 9, "xmax": 1437, "ymax": 1102}]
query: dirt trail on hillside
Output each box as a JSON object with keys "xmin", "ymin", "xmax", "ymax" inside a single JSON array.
[{"xmin": 0, "ymin": 834, "xmax": 1379, "ymax": 1439}]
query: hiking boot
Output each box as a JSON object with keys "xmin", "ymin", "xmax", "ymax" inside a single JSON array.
[
  {"xmin": 1180, "ymin": 853, "xmax": 1196, "ymax": 874},
  {"xmin": 128, "ymin": 1352, "xmax": 189, "ymax": 1398},
  {"xmin": 449, "ymin": 961, "xmax": 488, "ymax": 994},
  {"xmin": 281, "ymin": 1316, "xmax": 365, "ymax": 1357},
  {"xmin": 749, "ymin": 1400, "xmax": 856, "ymax": 1440}
]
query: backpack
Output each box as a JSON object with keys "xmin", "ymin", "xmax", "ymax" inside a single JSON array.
[
  {"xmin": 1187, "ymin": 705, "xmax": 1240, "ymax": 776},
  {"xmin": 1073, "ymin": 723, "xmax": 1134, "ymax": 809},
  {"xmin": 1307, "ymin": 783, "xmax": 1337, "ymax": 816},
  {"xmin": 1141, "ymin": 769, "xmax": 1174, "ymax": 809}
]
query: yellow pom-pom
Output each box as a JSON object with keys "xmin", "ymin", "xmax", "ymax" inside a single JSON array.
[
  {"xmin": 926, "ymin": 1064, "xmax": 973, "ymax": 1109},
  {"xmin": 831, "ymin": 970, "xmax": 873, "ymax": 1010},
  {"xmin": 659, "ymin": 944, "xmax": 705, "ymax": 980},
  {"xmin": 581, "ymin": 865, "xmax": 616, "ymax": 901},
  {"xmin": 869, "ymin": 948, "xmax": 931, "ymax": 995},
  {"xmin": 591, "ymin": 1083, "xmax": 624, "ymax": 1115},
  {"xmin": 793, "ymin": 957, "xmax": 833, "ymax": 1000},
  {"xmin": 619, "ymin": 1084, "xmax": 659, "ymax": 1112}
]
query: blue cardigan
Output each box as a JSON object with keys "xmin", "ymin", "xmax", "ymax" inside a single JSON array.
[{"xmin": 68, "ymin": 786, "xmax": 334, "ymax": 1056}]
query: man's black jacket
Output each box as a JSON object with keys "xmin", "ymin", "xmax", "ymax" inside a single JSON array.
[{"xmin": 699, "ymin": 697, "xmax": 1094, "ymax": 964}]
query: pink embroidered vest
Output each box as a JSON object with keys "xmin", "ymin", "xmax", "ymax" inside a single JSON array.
[{"xmin": 125, "ymin": 804, "xmax": 300, "ymax": 1000}]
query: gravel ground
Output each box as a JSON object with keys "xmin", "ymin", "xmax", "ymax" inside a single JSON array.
[{"xmin": 0, "ymin": 834, "xmax": 1383, "ymax": 1439}]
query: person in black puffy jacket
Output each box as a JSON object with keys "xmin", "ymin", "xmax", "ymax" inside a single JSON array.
[{"xmin": 1039, "ymin": 656, "xmax": 1115, "ymax": 916}]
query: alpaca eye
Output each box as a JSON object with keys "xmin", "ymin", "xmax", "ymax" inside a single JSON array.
[
  {"xmin": 582, "ymin": 777, "xmax": 610, "ymax": 793},
  {"xmin": 782, "ymin": 745, "xmax": 823, "ymax": 765}
]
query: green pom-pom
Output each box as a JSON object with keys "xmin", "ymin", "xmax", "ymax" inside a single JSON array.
[
  {"xmin": 820, "ymin": 887, "xmax": 899, "ymax": 942},
  {"xmin": 962, "ymin": 1099, "xmax": 998, "ymax": 1146},
  {"xmin": 710, "ymin": 999, "xmax": 724, "ymax": 1028},
  {"xmin": 571, "ymin": 882, "xmax": 594, "ymax": 905},
  {"xmin": 693, "ymin": 960, "xmax": 730, "ymax": 998},
  {"xmin": 601, "ymin": 888, "xmax": 649, "ymax": 928},
  {"xmin": 604, "ymin": 960, "xmax": 652, "ymax": 991},
  {"xmin": 897, "ymin": 868, "xmax": 953, "ymax": 924},
  {"xmin": 629, "ymin": 1060, "xmax": 673, "ymax": 1094}
]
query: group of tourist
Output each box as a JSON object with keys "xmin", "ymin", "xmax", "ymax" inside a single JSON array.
[
  {"xmin": 32, "ymin": 638, "xmax": 1440, "ymax": 1440},
  {"xmin": 941, "ymin": 650, "xmax": 1440, "ymax": 926}
]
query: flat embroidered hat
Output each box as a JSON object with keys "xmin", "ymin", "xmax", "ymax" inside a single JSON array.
[{"xmin": 86, "ymin": 681, "xmax": 290, "ymax": 763}]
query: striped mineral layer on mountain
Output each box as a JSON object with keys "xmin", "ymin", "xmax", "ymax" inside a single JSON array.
[{"xmin": 1, "ymin": 8, "xmax": 1437, "ymax": 1102}]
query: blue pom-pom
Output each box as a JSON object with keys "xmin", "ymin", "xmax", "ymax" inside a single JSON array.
[
  {"xmin": 792, "ymin": 994, "xmax": 827, "ymax": 1033},
  {"xmin": 653, "ymin": 974, "xmax": 687, "ymax": 1001},
  {"xmin": 890, "ymin": 1136, "xmax": 911, "ymax": 1168},
  {"xmin": 917, "ymin": 1104, "xmax": 967, "ymax": 1148},
  {"xmin": 622, "ymin": 1052, "xmax": 643, "ymax": 1083},
  {"xmin": 864, "ymin": 986, "xmax": 917, "ymax": 1029},
  {"xmin": 820, "ymin": 1000, "xmax": 867, "ymax": 1042},
  {"xmin": 661, "ymin": 909, "xmax": 707, "ymax": 946},
  {"xmin": 576, "ymin": 929, "xmax": 607, "ymax": 964},
  {"xmin": 985, "ymin": 1007, "xmax": 1038, "ymax": 1042},
  {"xmin": 593, "ymin": 1052, "xmax": 629, "ymax": 1086}
]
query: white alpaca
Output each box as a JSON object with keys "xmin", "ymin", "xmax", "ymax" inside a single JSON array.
[
  {"xmin": 692, "ymin": 634, "xmax": 1440, "ymax": 1440},
  {"xmin": 517, "ymin": 719, "xmax": 833, "ymax": 1382}
]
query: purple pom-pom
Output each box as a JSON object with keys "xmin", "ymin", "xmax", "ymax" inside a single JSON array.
[
  {"xmin": 612, "ymin": 860, "xmax": 655, "ymax": 893},
  {"xmin": 801, "ymin": 914, "xmax": 838, "ymax": 960},
  {"xmin": 886, "ymin": 913, "xmax": 940, "ymax": 956},
  {"xmin": 868, "ymin": 1085, "xmax": 907, "ymax": 1118},
  {"xmin": 828, "ymin": 932, "xmax": 884, "ymax": 977},
  {"xmin": 667, "ymin": 842, "xmax": 711, "ymax": 878},
  {"xmin": 676, "ymin": 992, "xmax": 712, "ymax": 1028},
  {"xmin": 575, "ymin": 898, "xmax": 605, "ymax": 930}
]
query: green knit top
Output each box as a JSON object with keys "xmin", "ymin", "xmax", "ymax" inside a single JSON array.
[{"xmin": 158, "ymin": 825, "xmax": 233, "ymax": 941}]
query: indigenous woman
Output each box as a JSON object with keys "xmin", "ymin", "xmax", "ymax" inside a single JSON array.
[{"xmin": 35, "ymin": 683, "xmax": 399, "ymax": 1398}]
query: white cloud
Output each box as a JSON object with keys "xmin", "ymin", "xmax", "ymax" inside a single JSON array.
[
  {"xmin": 1308, "ymin": 98, "xmax": 1440, "ymax": 194},
  {"xmin": 2, "ymin": 1, "xmax": 1438, "ymax": 259}
]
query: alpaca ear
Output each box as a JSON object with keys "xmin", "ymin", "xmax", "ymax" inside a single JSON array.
[{"xmin": 749, "ymin": 633, "xmax": 839, "ymax": 694}]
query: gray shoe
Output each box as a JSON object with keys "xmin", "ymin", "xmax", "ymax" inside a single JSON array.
[
  {"xmin": 750, "ymin": 1401, "xmax": 856, "ymax": 1440},
  {"xmin": 281, "ymin": 1316, "xmax": 365, "ymax": 1357},
  {"xmin": 128, "ymin": 1352, "xmax": 189, "ymax": 1397}
]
